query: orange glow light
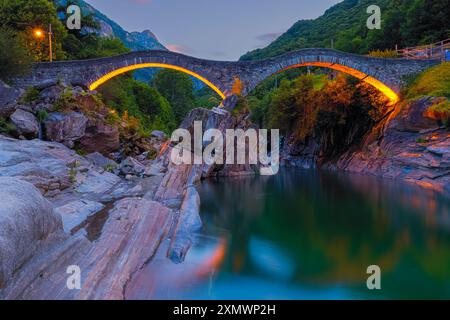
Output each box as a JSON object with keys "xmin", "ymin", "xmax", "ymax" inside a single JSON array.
[
  {"xmin": 34, "ymin": 29, "xmax": 44, "ymax": 38},
  {"xmin": 276, "ymin": 62, "xmax": 399, "ymax": 104},
  {"xmin": 89, "ymin": 63, "xmax": 226, "ymax": 99}
]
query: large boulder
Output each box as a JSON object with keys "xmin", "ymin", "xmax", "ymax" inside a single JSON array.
[
  {"xmin": 10, "ymin": 109, "xmax": 39, "ymax": 138},
  {"xmin": 44, "ymin": 112, "xmax": 88, "ymax": 148},
  {"xmin": 38, "ymin": 85, "xmax": 63, "ymax": 103},
  {"xmin": 0, "ymin": 177, "xmax": 62, "ymax": 288},
  {"xmin": 0, "ymin": 80, "xmax": 20, "ymax": 118},
  {"xmin": 79, "ymin": 119, "xmax": 120, "ymax": 155}
]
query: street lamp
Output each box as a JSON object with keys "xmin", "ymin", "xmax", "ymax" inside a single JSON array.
[
  {"xmin": 34, "ymin": 29, "xmax": 44, "ymax": 38},
  {"xmin": 33, "ymin": 24, "xmax": 53, "ymax": 62}
]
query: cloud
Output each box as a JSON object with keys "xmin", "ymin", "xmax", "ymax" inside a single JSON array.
[
  {"xmin": 256, "ymin": 32, "xmax": 282, "ymax": 44},
  {"xmin": 166, "ymin": 44, "xmax": 194, "ymax": 55}
]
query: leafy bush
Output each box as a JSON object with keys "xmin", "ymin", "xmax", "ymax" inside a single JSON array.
[
  {"xmin": 367, "ymin": 49, "xmax": 399, "ymax": 58},
  {"xmin": 20, "ymin": 87, "xmax": 40, "ymax": 104},
  {"xmin": 36, "ymin": 109, "xmax": 49, "ymax": 123},
  {"xmin": 0, "ymin": 117, "xmax": 17, "ymax": 136}
]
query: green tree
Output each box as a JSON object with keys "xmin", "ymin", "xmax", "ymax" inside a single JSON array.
[
  {"xmin": 63, "ymin": 35, "xmax": 129, "ymax": 60},
  {"xmin": 0, "ymin": 27, "xmax": 33, "ymax": 79},
  {"xmin": 195, "ymin": 86, "xmax": 221, "ymax": 109},
  {"xmin": 98, "ymin": 74, "xmax": 176, "ymax": 133},
  {"xmin": 153, "ymin": 69, "xmax": 196, "ymax": 123},
  {"xmin": 0, "ymin": 0, "xmax": 67, "ymax": 61}
]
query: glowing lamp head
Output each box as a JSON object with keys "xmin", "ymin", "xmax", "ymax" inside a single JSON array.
[{"xmin": 34, "ymin": 29, "xmax": 44, "ymax": 38}]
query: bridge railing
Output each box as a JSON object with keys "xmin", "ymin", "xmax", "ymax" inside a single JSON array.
[{"xmin": 396, "ymin": 39, "xmax": 450, "ymax": 61}]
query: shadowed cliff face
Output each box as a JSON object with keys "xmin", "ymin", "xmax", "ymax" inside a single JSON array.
[
  {"xmin": 282, "ymin": 96, "xmax": 450, "ymax": 193},
  {"xmin": 333, "ymin": 97, "xmax": 450, "ymax": 193}
]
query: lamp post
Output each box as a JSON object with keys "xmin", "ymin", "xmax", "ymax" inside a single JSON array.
[
  {"xmin": 33, "ymin": 23, "xmax": 53, "ymax": 62},
  {"xmin": 48, "ymin": 24, "xmax": 53, "ymax": 62}
]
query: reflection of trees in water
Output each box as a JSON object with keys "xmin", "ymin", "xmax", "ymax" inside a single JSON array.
[
  {"xmin": 198, "ymin": 170, "xmax": 450, "ymax": 298},
  {"xmin": 198, "ymin": 175, "xmax": 271, "ymax": 273}
]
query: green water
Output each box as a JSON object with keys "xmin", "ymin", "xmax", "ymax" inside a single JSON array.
[{"xmin": 185, "ymin": 169, "xmax": 450, "ymax": 300}]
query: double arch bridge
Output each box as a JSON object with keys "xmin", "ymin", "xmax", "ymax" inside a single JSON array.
[{"xmin": 15, "ymin": 48, "xmax": 440, "ymax": 104}]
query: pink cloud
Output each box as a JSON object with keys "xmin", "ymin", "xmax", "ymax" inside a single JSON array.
[{"xmin": 166, "ymin": 44, "xmax": 194, "ymax": 55}]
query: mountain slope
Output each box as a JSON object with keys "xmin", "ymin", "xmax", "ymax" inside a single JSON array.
[
  {"xmin": 54, "ymin": 0, "xmax": 167, "ymax": 51},
  {"xmin": 240, "ymin": 0, "xmax": 450, "ymax": 61}
]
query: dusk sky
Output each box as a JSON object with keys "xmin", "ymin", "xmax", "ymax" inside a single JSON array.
[{"xmin": 85, "ymin": 0, "xmax": 341, "ymax": 61}]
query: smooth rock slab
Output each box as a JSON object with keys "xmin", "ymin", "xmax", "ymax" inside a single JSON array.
[
  {"xmin": 0, "ymin": 135, "xmax": 87, "ymax": 195},
  {"xmin": 55, "ymin": 199, "xmax": 105, "ymax": 233},
  {"xmin": 75, "ymin": 170, "xmax": 121, "ymax": 196},
  {"xmin": 0, "ymin": 198, "xmax": 173, "ymax": 300}
]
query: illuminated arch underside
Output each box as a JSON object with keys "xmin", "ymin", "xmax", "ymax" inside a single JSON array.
[
  {"xmin": 276, "ymin": 62, "xmax": 399, "ymax": 104},
  {"xmin": 89, "ymin": 63, "xmax": 226, "ymax": 99}
]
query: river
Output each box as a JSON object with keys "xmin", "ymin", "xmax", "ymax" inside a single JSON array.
[{"xmin": 129, "ymin": 169, "xmax": 450, "ymax": 300}]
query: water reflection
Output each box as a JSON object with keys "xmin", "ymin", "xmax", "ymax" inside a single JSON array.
[{"xmin": 132, "ymin": 169, "xmax": 450, "ymax": 299}]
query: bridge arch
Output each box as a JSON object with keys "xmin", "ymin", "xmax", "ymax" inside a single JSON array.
[
  {"xmin": 89, "ymin": 62, "xmax": 226, "ymax": 99},
  {"xmin": 269, "ymin": 61, "xmax": 400, "ymax": 103}
]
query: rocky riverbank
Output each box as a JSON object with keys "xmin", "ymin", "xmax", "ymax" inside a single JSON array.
[
  {"xmin": 281, "ymin": 96, "xmax": 450, "ymax": 194},
  {"xmin": 0, "ymin": 89, "xmax": 255, "ymax": 298}
]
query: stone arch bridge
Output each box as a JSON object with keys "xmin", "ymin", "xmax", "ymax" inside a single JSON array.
[{"xmin": 14, "ymin": 49, "xmax": 439, "ymax": 104}]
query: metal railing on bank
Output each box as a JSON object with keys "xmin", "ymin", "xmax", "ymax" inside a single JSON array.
[{"xmin": 396, "ymin": 38, "xmax": 450, "ymax": 61}]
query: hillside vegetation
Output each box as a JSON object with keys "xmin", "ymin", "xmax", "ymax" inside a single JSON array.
[{"xmin": 241, "ymin": 0, "xmax": 450, "ymax": 61}]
